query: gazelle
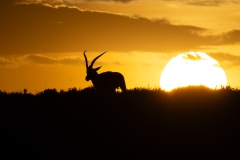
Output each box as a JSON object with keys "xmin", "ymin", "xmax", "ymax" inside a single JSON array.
[{"xmin": 84, "ymin": 50, "xmax": 127, "ymax": 93}]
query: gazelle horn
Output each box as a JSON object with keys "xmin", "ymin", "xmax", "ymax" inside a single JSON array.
[
  {"xmin": 83, "ymin": 50, "xmax": 88, "ymax": 69},
  {"xmin": 90, "ymin": 51, "xmax": 107, "ymax": 68}
]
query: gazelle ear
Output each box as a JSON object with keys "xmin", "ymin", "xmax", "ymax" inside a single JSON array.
[{"xmin": 94, "ymin": 66, "xmax": 102, "ymax": 71}]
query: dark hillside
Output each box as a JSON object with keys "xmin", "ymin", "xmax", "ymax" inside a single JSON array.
[{"xmin": 1, "ymin": 86, "xmax": 240, "ymax": 159}]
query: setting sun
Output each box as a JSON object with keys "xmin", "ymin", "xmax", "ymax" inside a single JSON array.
[{"xmin": 160, "ymin": 52, "xmax": 227, "ymax": 91}]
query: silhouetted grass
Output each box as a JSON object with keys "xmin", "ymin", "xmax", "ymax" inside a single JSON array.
[{"xmin": 1, "ymin": 86, "xmax": 240, "ymax": 159}]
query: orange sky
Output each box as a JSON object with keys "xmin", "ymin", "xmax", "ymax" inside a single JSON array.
[{"xmin": 0, "ymin": 0, "xmax": 240, "ymax": 93}]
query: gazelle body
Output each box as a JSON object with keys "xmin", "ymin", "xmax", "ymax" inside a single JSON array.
[{"xmin": 84, "ymin": 50, "xmax": 127, "ymax": 93}]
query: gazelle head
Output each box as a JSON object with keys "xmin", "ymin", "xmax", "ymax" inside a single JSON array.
[{"xmin": 84, "ymin": 50, "xmax": 107, "ymax": 81}]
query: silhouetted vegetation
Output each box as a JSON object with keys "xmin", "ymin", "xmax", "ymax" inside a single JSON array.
[{"xmin": 1, "ymin": 86, "xmax": 240, "ymax": 159}]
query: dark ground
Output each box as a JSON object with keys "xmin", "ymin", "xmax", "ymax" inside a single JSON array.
[{"xmin": 1, "ymin": 86, "xmax": 240, "ymax": 159}]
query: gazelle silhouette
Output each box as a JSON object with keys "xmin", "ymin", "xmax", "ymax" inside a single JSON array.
[{"xmin": 84, "ymin": 50, "xmax": 127, "ymax": 93}]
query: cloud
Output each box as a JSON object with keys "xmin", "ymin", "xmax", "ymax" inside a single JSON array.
[
  {"xmin": 185, "ymin": 0, "xmax": 226, "ymax": 6},
  {"xmin": 21, "ymin": 54, "xmax": 84, "ymax": 65},
  {"xmin": 217, "ymin": 30, "xmax": 240, "ymax": 45},
  {"xmin": 77, "ymin": 0, "xmax": 134, "ymax": 3},
  {"xmin": 0, "ymin": 57, "xmax": 18, "ymax": 67},
  {"xmin": 59, "ymin": 56, "xmax": 85, "ymax": 65},
  {"xmin": 163, "ymin": 0, "xmax": 240, "ymax": 6},
  {"xmin": 18, "ymin": 0, "xmax": 135, "ymax": 5},
  {"xmin": 182, "ymin": 53, "xmax": 203, "ymax": 60},
  {"xmin": 22, "ymin": 55, "xmax": 58, "ymax": 65},
  {"xmin": 209, "ymin": 52, "xmax": 240, "ymax": 68},
  {"xmin": 0, "ymin": 2, "xmax": 239, "ymax": 55},
  {"xmin": 18, "ymin": 0, "xmax": 240, "ymax": 6}
]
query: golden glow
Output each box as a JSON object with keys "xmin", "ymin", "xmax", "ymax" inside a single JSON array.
[
  {"xmin": 160, "ymin": 52, "xmax": 227, "ymax": 91},
  {"xmin": 1, "ymin": 1, "xmax": 240, "ymax": 92}
]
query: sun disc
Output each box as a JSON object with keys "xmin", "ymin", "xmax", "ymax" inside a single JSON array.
[{"xmin": 160, "ymin": 52, "xmax": 227, "ymax": 91}]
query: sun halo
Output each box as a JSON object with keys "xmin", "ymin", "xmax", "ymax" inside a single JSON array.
[{"xmin": 160, "ymin": 52, "xmax": 227, "ymax": 91}]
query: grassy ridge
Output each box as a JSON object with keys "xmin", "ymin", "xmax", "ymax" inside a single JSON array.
[{"xmin": 1, "ymin": 86, "xmax": 240, "ymax": 159}]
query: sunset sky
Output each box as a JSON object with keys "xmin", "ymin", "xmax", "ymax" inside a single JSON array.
[{"xmin": 1, "ymin": 0, "xmax": 240, "ymax": 93}]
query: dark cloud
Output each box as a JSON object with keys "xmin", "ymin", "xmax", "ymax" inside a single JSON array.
[
  {"xmin": 0, "ymin": 0, "xmax": 17, "ymax": 6},
  {"xmin": 209, "ymin": 52, "xmax": 240, "ymax": 68},
  {"xmin": 0, "ymin": 0, "xmax": 18, "ymax": 11},
  {"xmin": 82, "ymin": 0, "xmax": 134, "ymax": 3},
  {"xmin": 0, "ymin": 2, "xmax": 239, "ymax": 55},
  {"xmin": 182, "ymin": 53, "xmax": 203, "ymax": 60},
  {"xmin": 22, "ymin": 54, "xmax": 84, "ymax": 65},
  {"xmin": 164, "ymin": 0, "xmax": 240, "ymax": 6},
  {"xmin": 217, "ymin": 30, "xmax": 240, "ymax": 45},
  {"xmin": 19, "ymin": 0, "xmax": 135, "ymax": 5},
  {"xmin": 186, "ymin": 0, "xmax": 225, "ymax": 6}
]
